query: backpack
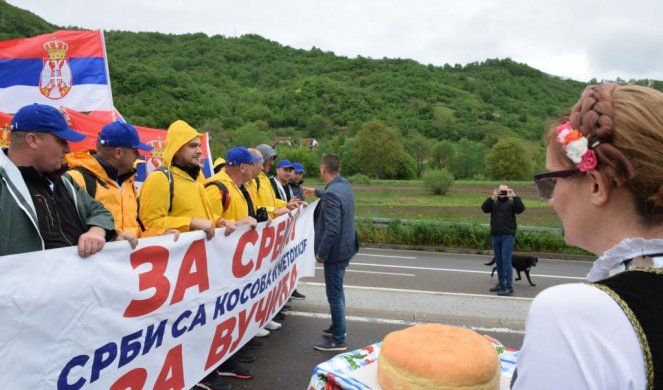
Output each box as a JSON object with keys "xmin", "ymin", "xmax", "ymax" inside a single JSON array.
[
  {"xmin": 70, "ymin": 166, "xmax": 149, "ymax": 232},
  {"xmin": 154, "ymin": 166, "xmax": 175, "ymax": 213},
  {"xmin": 205, "ymin": 181, "xmax": 231, "ymax": 213},
  {"xmin": 70, "ymin": 166, "xmax": 109, "ymax": 199}
]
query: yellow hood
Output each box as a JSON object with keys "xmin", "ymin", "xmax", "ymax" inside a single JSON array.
[
  {"xmin": 65, "ymin": 150, "xmax": 107, "ymax": 180},
  {"xmin": 163, "ymin": 120, "xmax": 203, "ymax": 166}
]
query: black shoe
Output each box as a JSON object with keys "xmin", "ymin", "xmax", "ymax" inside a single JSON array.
[
  {"xmin": 217, "ymin": 365, "xmax": 253, "ymax": 379},
  {"xmin": 281, "ymin": 304, "xmax": 292, "ymax": 312},
  {"xmin": 497, "ymin": 289, "xmax": 513, "ymax": 296},
  {"xmin": 195, "ymin": 373, "xmax": 232, "ymax": 390},
  {"xmin": 314, "ymin": 341, "xmax": 347, "ymax": 352},
  {"xmin": 234, "ymin": 350, "xmax": 255, "ymax": 363},
  {"xmin": 291, "ymin": 289, "xmax": 306, "ymax": 300},
  {"xmin": 489, "ymin": 285, "xmax": 505, "ymax": 292},
  {"xmin": 244, "ymin": 338, "xmax": 263, "ymax": 349},
  {"xmin": 274, "ymin": 312, "xmax": 286, "ymax": 321}
]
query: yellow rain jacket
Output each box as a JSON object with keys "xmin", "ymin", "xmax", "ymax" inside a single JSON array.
[
  {"xmin": 139, "ymin": 120, "xmax": 219, "ymax": 231},
  {"xmin": 250, "ymin": 170, "xmax": 287, "ymax": 218},
  {"xmin": 66, "ymin": 151, "xmax": 143, "ymax": 236},
  {"xmin": 204, "ymin": 169, "xmax": 248, "ymax": 221}
]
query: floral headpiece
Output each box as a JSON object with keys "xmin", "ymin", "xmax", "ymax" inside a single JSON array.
[{"xmin": 555, "ymin": 121, "xmax": 598, "ymax": 172}]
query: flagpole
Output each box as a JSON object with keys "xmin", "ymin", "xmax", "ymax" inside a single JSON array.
[{"xmin": 99, "ymin": 29, "xmax": 116, "ymax": 121}]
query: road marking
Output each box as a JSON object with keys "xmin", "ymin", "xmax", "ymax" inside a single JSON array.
[
  {"xmin": 357, "ymin": 253, "xmax": 417, "ymax": 260},
  {"xmin": 360, "ymin": 247, "xmax": 593, "ymax": 264},
  {"xmin": 289, "ymin": 311, "xmax": 526, "ymax": 335},
  {"xmin": 315, "ymin": 266, "xmax": 414, "ymax": 277},
  {"xmin": 300, "ymin": 281, "xmax": 534, "ymax": 301},
  {"xmin": 352, "ymin": 262, "xmax": 586, "ymax": 280}
]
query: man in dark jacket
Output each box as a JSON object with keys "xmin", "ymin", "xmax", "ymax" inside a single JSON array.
[
  {"xmin": 481, "ymin": 184, "xmax": 525, "ymax": 296},
  {"xmin": 290, "ymin": 162, "xmax": 306, "ymax": 201},
  {"xmin": 305, "ymin": 154, "xmax": 359, "ymax": 351},
  {"xmin": 1, "ymin": 104, "xmax": 116, "ymax": 257}
]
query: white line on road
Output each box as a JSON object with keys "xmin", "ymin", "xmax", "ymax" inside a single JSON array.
[
  {"xmin": 360, "ymin": 247, "xmax": 593, "ymax": 264},
  {"xmin": 315, "ymin": 266, "xmax": 414, "ymax": 277},
  {"xmin": 357, "ymin": 253, "xmax": 417, "ymax": 260},
  {"xmin": 300, "ymin": 281, "xmax": 534, "ymax": 301},
  {"xmin": 352, "ymin": 262, "xmax": 585, "ymax": 280},
  {"xmin": 289, "ymin": 311, "xmax": 526, "ymax": 335}
]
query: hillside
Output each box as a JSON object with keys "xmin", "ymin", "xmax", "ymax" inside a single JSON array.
[{"xmin": 2, "ymin": 1, "xmax": 661, "ymax": 179}]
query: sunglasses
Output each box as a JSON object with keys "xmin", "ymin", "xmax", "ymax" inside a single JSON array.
[{"xmin": 533, "ymin": 169, "xmax": 579, "ymax": 200}]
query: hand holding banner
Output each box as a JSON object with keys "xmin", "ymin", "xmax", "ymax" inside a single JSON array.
[{"xmin": 0, "ymin": 204, "xmax": 317, "ymax": 389}]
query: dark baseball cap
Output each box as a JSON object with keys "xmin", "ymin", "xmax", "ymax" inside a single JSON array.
[
  {"xmin": 98, "ymin": 121, "xmax": 153, "ymax": 151},
  {"xmin": 10, "ymin": 103, "xmax": 86, "ymax": 142}
]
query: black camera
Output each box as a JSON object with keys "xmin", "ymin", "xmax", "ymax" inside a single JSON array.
[
  {"xmin": 499, "ymin": 190, "xmax": 508, "ymax": 196},
  {"xmin": 255, "ymin": 207, "xmax": 269, "ymax": 223}
]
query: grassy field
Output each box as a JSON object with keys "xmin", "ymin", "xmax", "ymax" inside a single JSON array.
[
  {"xmin": 343, "ymin": 180, "xmax": 561, "ymax": 229},
  {"xmin": 303, "ymin": 178, "xmax": 591, "ymax": 255}
]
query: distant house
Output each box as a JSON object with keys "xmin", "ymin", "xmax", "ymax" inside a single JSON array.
[
  {"xmin": 271, "ymin": 136, "xmax": 292, "ymax": 148},
  {"xmin": 300, "ymin": 137, "xmax": 319, "ymax": 149}
]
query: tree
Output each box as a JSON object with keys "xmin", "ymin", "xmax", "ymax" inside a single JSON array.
[
  {"xmin": 305, "ymin": 114, "xmax": 332, "ymax": 139},
  {"xmin": 448, "ymin": 138, "xmax": 486, "ymax": 179},
  {"xmin": 430, "ymin": 140, "xmax": 455, "ymax": 169},
  {"xmin": 403, "ymin": 130, "xmax": 431, "ymax": 178},
  {"xmin": 484, "ymin": 137, "xmax": 533, "ymax": 180},
  {"xmin": 276, "ymin": 147, "xmax": 320, "ymax": 177},
  {"xmin": 232, "ymin": 122, "xmax": 273, "ymax": 149},
  {"xmin": 353, "ymin": 120, "xmax": 403, "ymax": 179},
  {"xmin": 201, "ymin": 118, "xmax": 229, "ymax": 160},
  {"xmin": 392, "ymin": 152, "xmax": 417, "ymax": 180}
]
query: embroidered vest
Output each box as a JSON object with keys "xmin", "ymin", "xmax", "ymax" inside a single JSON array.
[{"xmin": 592, "ymin": 268, "xmax": 663, "ymax": 390}]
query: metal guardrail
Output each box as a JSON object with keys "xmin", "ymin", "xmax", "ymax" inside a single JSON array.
[{"xmin": 355, "ymin": 217, "xmax": 563, "ymax": 235}]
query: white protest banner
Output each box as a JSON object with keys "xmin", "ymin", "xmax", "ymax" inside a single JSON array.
[{"xmin": 0, "ymin": 204, "xmax": 316, "ymax": 389}]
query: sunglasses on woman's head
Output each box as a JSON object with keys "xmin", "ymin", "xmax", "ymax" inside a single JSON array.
[{"xmin": 533, "ymin": 169, "xmax": 579, "ymax": 200}]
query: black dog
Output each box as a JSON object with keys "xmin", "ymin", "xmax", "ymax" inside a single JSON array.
[{"xmin": 484, "ymin": 255, "xmax": 538, "ymax": 286}]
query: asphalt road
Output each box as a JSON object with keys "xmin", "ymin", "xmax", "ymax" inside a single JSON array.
[{"xmin": 227, "ymin": 248, "xmax": 594, "ymax": 390}]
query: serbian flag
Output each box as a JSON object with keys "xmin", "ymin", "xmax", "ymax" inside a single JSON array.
[
  {"xmin": 63, "ymin": 108, "xmax": 215, "ymax": 181},
  {"xmin": 0, "ymin": 30, "xmax": 113, "ymax": 113}
]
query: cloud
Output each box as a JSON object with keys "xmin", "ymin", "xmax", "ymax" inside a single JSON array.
[{"xmin": 10, "ymin": 0, "xmax": 663, "ymax": 82}]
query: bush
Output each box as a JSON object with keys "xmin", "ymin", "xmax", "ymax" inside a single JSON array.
[
  {"xmin": 347, "ymin": 174, "xmax": 372, "ymax": 185},
  {"xmin": 274, "ymin": 147, "xmax": 320, "ymax": 176},
  {"xmin": 354, "ymin": 220, "xmax": 588, "ymax": 255},
  {"xmin": 422, "ymin": 168, "xmax": 454, "ymax": 195}
]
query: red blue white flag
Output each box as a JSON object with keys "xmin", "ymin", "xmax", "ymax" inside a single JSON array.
[{"xmin": 0, "ymin": 30, "xmax": 114, "ymax": 113}]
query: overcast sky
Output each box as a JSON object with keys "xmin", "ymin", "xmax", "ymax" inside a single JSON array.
[{"xmin": 11, "ymin": 0, "xmax": 663, "ymax": 82}]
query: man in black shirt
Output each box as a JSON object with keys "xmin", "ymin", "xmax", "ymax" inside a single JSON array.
[
  {"xmin": 1, "ymin": 103, "xmax": 116, "ymax": 257},
  {"xmin": 481, "ymin": 184, "xmax": 525, "ymax": 296}
]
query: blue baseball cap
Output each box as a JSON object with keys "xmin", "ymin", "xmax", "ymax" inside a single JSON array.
[
  {"xmin": 98, "ymin": 121, "xmax": 153, "ymax": 151},
  {"xmin": 276, "ymin": 159, "xmax": 294, "ymax": 169},
  {"xmin": 293, "ymin": 162, "xmax": 305, "ymax": 173},
  {"xmin": 226, "ymin": 146, "xmax": 262, "ymax": 166},
  {"xmin": 10, "ymin": 103, "xmax": 86, "ymax": 142}
]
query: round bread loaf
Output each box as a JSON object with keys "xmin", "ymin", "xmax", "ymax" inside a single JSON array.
[{"xmin": 378, "ymin": 324, "xmax": 500, "ymax": 390}]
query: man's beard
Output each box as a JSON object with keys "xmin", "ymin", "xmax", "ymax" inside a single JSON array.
[{"xmin": 173, "ymin": 158, "xmax": 201, "ymax": 179}]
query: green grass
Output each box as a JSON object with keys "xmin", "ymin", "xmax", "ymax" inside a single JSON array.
[
  {"xmin": 303, "ymin": 178, "xmax": 587, "ymax": 254},
  {"xmin": 346, "ymin": 180, "xmax": 561, "ymax": 228}
]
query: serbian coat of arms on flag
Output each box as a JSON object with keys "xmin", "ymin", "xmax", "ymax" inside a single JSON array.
[{"xmin": 0, "ymin": 30, "xmax": 113, "ymax": 113}]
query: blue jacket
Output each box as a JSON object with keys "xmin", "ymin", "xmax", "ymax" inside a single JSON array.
[{"xmin": 314, "ymin": 175, "xmax": 359, "ymax": 263}]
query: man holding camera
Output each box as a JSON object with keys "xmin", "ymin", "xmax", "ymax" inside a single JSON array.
[{"xmin": 481, "ymin": 184, "xmax": 525, "ymax": 296}]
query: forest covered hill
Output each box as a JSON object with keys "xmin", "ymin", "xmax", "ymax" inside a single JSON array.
[{"xmin": 2, "ymin": 2, "xmax": 661, "ymax": 179}]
